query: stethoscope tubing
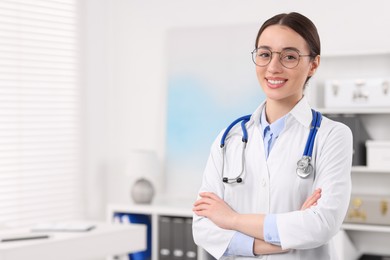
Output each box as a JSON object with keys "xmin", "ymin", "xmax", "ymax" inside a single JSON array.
[
  {"xmin": 220, "ymin": 115, "xmax": 251, "ymax": 148},
  {"xmin": 221, "ymin": 116, "xmax": 250, "ymax": 183},
  {"xmin": 220, "ymin": 109, "xmax": 322, "ymax": 184},
  {"xmin": 304, "ymin": 110, "xmax": 322, "ymax": 157}
]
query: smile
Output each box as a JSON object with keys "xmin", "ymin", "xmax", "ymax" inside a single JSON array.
[
  {"xmin": 267, "ymin": 79, "xmax": 286, "ymax": 85},
  {"xmin": 266, "ymin": 78, "xmax": 287, "ymax": 89}
]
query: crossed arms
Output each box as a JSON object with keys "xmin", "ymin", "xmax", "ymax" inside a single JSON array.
[{"xmin": 193, "ymin": 188, "xmax": 321, "ymax": 255}]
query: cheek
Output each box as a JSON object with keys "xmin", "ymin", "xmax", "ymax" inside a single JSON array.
[
  {"xmin": 297, "ymin": 65, "xmax": 313, "ymax": 80},
  {"xmin": 255, "ymin": 67, "xmax": 265, "ymax": 80},
  {"xmin": 289, "ymin": 67, "xmax": 310, "ymax": 84}
]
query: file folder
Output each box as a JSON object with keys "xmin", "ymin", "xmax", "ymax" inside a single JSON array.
[
  {"xmin": 172, "ymin": 218, "xmax": 185, "ymax": 260},
  {"xmin": 184, "ymin": 218, "xmax": 197, "ymax": 259},
  {"xmin": 159, "ymin": 216, "xmax": 172, "ymax": 260}
]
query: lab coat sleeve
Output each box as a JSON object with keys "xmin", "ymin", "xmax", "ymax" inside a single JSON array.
[
  {"xmin": 192, "ymin": 135, "xmax": 237, "ymax": 259},
  {"xmin": 276, "ymin": 122, "xmax": 353, "ymax": 250}
]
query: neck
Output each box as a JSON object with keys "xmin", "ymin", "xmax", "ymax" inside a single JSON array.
[{"xmin": 265, "ymin": 96, "xmax": 303, "ymax": 124}]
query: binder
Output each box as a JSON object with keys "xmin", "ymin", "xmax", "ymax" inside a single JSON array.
[
  {"xmin": 184, "ymin": 218, "xmax": 197, "ymax": 260},
  {"xmin": 327, "ymin": 114, "xmax": 370, "ymax": 165},
  {"xmin": 159, "ymin": 216, "xmax": 172, "ymax": 260},
  {"xmin": 125, "ymin": 214, "xmax": 152, "ymax": 260},
  {"xmin": 172, "ymin": 218, "xmax": 185, "ymax": 260}
]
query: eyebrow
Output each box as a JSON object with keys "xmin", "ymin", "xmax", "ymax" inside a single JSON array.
[{"xmin": 258, "ymin": 45, "xmax": 302, "ymax": 53}]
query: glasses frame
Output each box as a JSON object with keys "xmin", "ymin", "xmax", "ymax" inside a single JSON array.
[{"xmin": 251, "ymin": 47, "xmax": 312, "ymax": 69}]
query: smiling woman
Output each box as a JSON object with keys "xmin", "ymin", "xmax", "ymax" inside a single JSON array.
[
  {"xmin": 255, "ymin": 24, "xmax": 320, "ymax": 120},
  {"xmin": 192, "ymin": 12, "xmax": 352, "ymax": 260}
]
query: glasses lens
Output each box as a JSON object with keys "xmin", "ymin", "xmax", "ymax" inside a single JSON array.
[
  {"xmin": 252, "ymin": 48, "xmax": 271, "ymax": 67},
  {"xmin": 280, "ymin": 49, "xmax": 300, "ymax": 68}
]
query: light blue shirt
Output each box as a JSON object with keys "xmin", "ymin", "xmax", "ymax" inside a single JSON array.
[
  {"xmin": 224, "ymin": 108, "xmax": 286, "ymax": 256},
  {"xmin": 261, "ymin": 107, "xmax": 286, "ymax": 160}
]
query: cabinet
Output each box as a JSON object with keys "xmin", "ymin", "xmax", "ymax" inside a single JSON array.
[
  {"xmin": 308, "ymin": 51, "xmax": 390, "ymax": 259},
  {"xmin": 317, "ymin": 109, "xmax": 390, "ymax": 259},
  {"xmin": 107, "ymin": 200, "xmax": 211, "ymax": 260},
  {"xmin": 334, "ymin": 166, "xmax": 390, "ymax": 260}
]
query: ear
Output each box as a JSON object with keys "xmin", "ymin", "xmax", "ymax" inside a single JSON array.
[{"xmin": 308, "ymin": 55, "xmax": 320, "ymax": 77}]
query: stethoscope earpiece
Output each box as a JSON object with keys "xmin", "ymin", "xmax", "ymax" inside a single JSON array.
[{"xmin": 222, "ymin": 177, "xmax": 243, "ymax": 184}]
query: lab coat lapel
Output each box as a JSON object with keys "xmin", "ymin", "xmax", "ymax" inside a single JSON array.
[
  {"xmin": 265, "ymin": 97, "xmax": 315, "ymax": 212},
  {"xmin": 246, "ymin": 101, "xmax": 271, "ymax": 213}
]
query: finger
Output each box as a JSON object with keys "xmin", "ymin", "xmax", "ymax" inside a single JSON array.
[
  {"xmin": 309, "ymin": 189, "xmax": 321, "ymax": 197},
  {"xmin": 307, "ymin": 189, "xmax": 321, "ymax": 201},
  {"xmin": 193, "ymin": 204, "xmax": 210, "ymax": 212},
  {"xmin": 310, "ymin": 190, "xmax": 321, "ymax": 200},
  {"xmin": 193, "ymin": 197, "xmax": 215, "ymax": 207},
  {"xmin": 199, "ymin": 192, "xmax": 222, "ymax": 201},
  {"xmin": 301, "ymin": 191, "xmax": 322, "ymax": 210},
  {"xmin": 193, "ymin": 198, "xmax": 205, "ymax": 206},
  {"xmin": 313, "ymin": 188, "xmax": 322, "ymax": 195},
  {"xmin": 193, "ymin": 204, "xmax": 212, "ymax": 216},
  {"xmin": 193, "ymin": 209, "xmax": 205, "ymax": 216},
  {"xmin": 306, "ymin": 192, "xmax": 321, "ymax": 206}
]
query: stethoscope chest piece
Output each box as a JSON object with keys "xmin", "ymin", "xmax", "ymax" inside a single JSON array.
[{"xmin": 296, "ymin": 156, "xmax": 313, "ymax": 178}]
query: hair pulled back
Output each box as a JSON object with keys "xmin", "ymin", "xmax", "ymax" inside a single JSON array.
[{"xmin": 255, "ymin": 12, "xmax": 321, "ymax": 58}]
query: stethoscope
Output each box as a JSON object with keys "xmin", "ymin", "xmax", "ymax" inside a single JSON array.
[{"xmin": 220, "ymin": 109, "xmax": 322, "ymax": 184}]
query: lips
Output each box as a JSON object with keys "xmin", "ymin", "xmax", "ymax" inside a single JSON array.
[{"xmin": 266, "ymin": 77, "xmax": 287, "ymax": 89}]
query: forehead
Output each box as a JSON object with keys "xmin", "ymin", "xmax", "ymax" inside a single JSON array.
[{"xmin": 257, "ymin": 25, "xmax": 309, "ymax": 51}]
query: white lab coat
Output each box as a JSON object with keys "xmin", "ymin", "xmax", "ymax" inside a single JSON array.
[{"xmin": 193, "ymin": 97, "xmax": 353, "ymax": 260}]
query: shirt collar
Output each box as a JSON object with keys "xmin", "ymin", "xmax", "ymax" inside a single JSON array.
[
  {"xmin": 287, "ymin": 96, "xmax": 313, "ymax": 128},
  {"xmin": 260, "ymin": 106, "xmax": 286, "ymax": 138},
  {"xmin": 251, "ymin": 96, "xmax": 312, "ymax": 129}
]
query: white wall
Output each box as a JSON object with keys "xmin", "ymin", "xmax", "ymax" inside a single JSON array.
[
  {"xmin": 83, "ymin": 0, "xmax": 110, "ymax": 219},
  {"xmin": 84, "ymin": 0, "xmax": 390, "ymax": 219}
]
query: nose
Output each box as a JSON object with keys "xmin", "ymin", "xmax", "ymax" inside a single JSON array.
[{"xmin": 267, "ymin": 53, "xmax": 283, "ymax": 73}]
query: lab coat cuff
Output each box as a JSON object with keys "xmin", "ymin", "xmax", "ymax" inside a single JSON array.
[
  {"xmin": 264, "ymin": 214, "xmax": 281, "ymax": 246},
  {"xmin": 224, "ymin": 232, "xmax": 255, "ymax": 257}
]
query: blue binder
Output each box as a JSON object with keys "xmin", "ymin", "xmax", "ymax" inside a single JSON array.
[{"xmin": 114, "ymin": 213, "xmax": 152, "ymax": 260}]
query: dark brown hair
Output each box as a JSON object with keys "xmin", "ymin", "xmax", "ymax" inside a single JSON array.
[{"xmin": 255, "ymin": 12, "xmax": 321, "ymax": 58}]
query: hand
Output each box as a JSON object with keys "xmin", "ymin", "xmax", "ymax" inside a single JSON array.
[
  {"xmin": 193, "ymin": 192, "xmax": 238, "ymax": 230},
  {"xmin": 301, "ymin": 188, "xmax": 322, "ymax": 210}
]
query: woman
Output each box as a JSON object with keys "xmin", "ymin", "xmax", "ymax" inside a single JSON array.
[{"xmin": 192, "ymin": 12, "xmax": 352, "ymax": 259}]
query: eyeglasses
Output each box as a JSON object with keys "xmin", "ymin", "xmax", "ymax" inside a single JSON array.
[{"xmin": 251, "ymin": 47, "xmax": 312, "ymax": 69}]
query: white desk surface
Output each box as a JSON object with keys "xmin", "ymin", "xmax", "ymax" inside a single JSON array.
[
  {"xmin": 108, "ymin": 197, "xmax": 194, "ymax": 218},
  {"xmin": 0, "ymin": 222, "xmax": 146, "ymax": 260}
]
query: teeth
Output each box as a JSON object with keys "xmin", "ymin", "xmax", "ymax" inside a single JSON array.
[{"xmin": 268, "ymin": 79, "xmax": 285, "ymax": 84}]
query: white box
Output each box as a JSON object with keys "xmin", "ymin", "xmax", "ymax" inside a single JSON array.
[
  {"xmin": 324, "ymin": 78, "xmax": 390, "ymax": 108},
  {"xmin": 366, "ymin": 140, "xmax": 390, "ymax": 169}
]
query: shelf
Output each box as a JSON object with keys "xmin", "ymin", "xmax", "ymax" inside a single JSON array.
[
  {"xmin": 317, "ymin": 107, "xmax": 390, "ymax": 115},
  {"xmin": 107, "ymin": 201, "xmax": 203, "ymax": 260},
  {"xmin": 342, "ymin": 223, "xmax": 390, "ymax": 233},
  {"xmin": 352, "ymin": 166, "xmax": 390, "ymax": 174},
  {"xmin": 108, "ymin": 200, "xmax": 193, "ymax": 218}
]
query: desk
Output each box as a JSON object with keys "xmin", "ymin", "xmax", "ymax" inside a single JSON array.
[{"xmin": 0, "ymin": 222, "xmax": 146, "ymax": 260}]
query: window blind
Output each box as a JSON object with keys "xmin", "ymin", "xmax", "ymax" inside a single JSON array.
[{"xmin": 0, "ymin": 0, "xmax": 83, "ymax": 227}]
